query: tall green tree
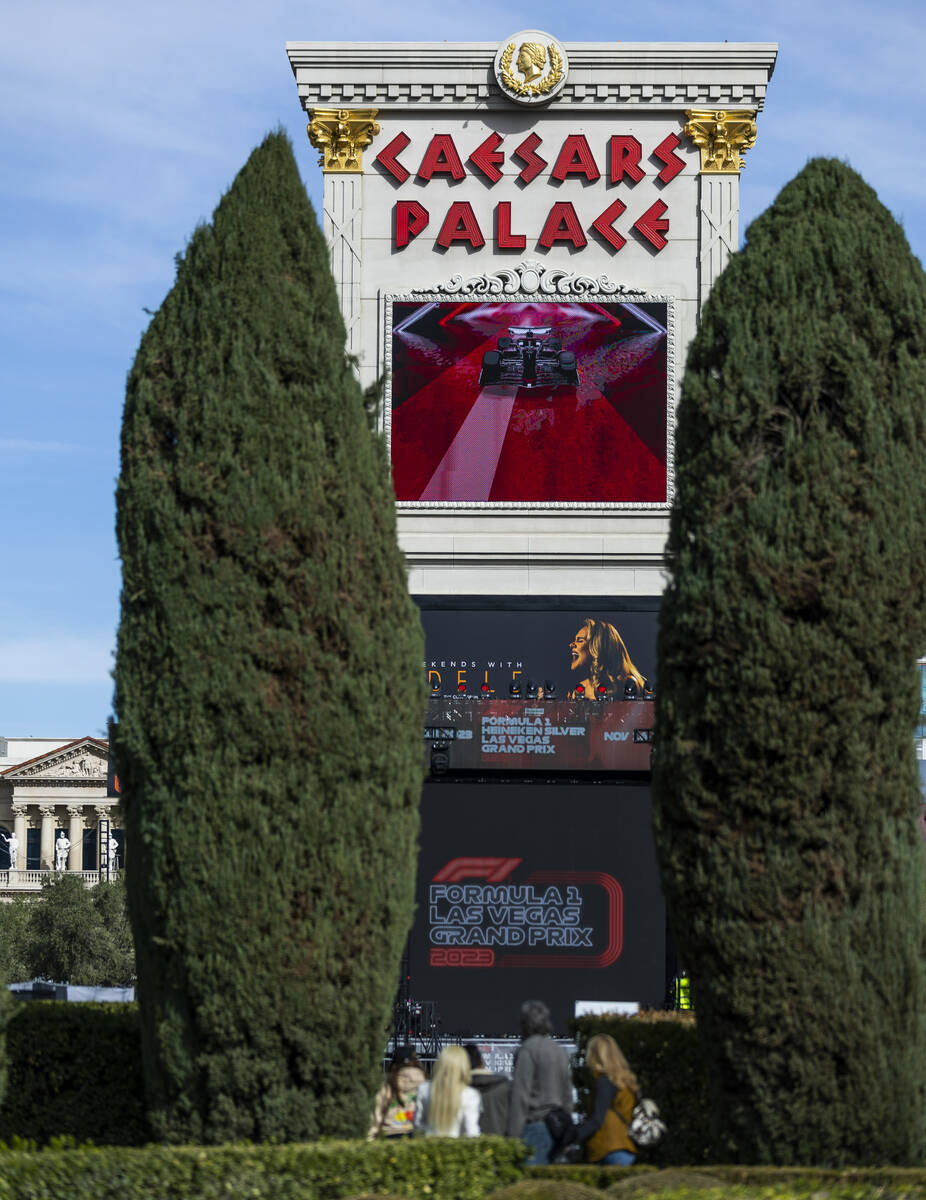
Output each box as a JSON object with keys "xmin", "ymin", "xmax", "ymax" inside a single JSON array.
[
  {"xmin": 22, "ymin": 876, "xmax": 135, "ymax": 986},
  {"xmin": 114, "ymin": 131, "xmax": 425, "ymax": 1144},
  {"xmin": 653, "ymin": 158, "xmax": 926, "ymax": 1164}
]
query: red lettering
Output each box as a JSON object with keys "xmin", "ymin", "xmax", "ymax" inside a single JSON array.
[
  {"xmin": 552, "ymin": 135, "xmax": 600, "ymax": 182},
  {"xmin": 590, "ymin": 198, "xmax": 627, "ymax": 252},
  {"xmin": 374, "ymin": 131, "xmax": 411, "ymax": 183},
  {"xmin": 609, "ymin": 136, "xmax": 644, "ymax": 184},
  {"xmin": 514, "ymin": 133, "xmax": 547, "ymax": 184},
  {"xmin": 417, "ymin": 134, "xmax": 466, "ymax": 182},
  {"xmin": 538, "ymin": 202, "xmax": 586, "ymax": 249},
  {"xmin": 395, "ymin": 201, "xmax": 429, "ymax": 249},
  {"xmin": 437, "ymin": 202, "xmax": 485, "ymax": 249},
  {"xmin": 653, "ymin": 133, "xmax": 685, "ymax": 184},
  {"xmin": 496, "ymin": 202, "xmax": 526, "ymax": 250},
  {"xmin": 633, "ymin": 200, "xmax": 670, "ymax": 250},
  {"xmin": 469, "ymin": 132, "xmax": 505, "ymax": 183}
]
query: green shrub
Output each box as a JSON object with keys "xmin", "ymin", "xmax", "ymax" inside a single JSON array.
[
  {"xmin": 525, "ymin": 1169, "xmax": 926, "ymax": 1200},
  {"xmin": 0, "ymin": 1135, "xmax": 527, "ymax": 1199},
  {"xmin": 0, "ymin": 1002, "xmax": 148, "ymax": 1145},
  {"xmin": 604, "ymin": 1170, "xmax": 728, "ymax": 1195},
  {"xmin": 570, "ymin": 1015, "xmax": 711, "ymax": 1165},
  {"xmin": 484, "ymin": 1179, "xmax": 604, "ymax": 1200}
]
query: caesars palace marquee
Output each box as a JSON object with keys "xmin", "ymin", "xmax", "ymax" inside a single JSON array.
[{"xmin": 287, "ymin": 35, "xmax": 777, "ymax": 1032}]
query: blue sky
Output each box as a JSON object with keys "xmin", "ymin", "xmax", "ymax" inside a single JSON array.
[{"xmin": 2, "ymin": 0, "xmax": 924, "ymax": 737}]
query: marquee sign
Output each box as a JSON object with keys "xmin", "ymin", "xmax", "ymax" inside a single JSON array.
[{"xmin": 287, "ymin": 37, "xmax": 776, "ymax": 513}]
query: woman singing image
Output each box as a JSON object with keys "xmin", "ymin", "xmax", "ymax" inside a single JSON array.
[{"xmin": 568, "ymin": 618, "xmax": 646, "ymax": 699}]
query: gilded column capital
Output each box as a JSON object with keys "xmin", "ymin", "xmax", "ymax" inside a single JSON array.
[
  {"xmin": 307, "ymin": 107, "xmax": 380, "ymax": 173},
  {"xmin": 684, "ymin": 109, "xmax": 757, "ymax": 174}
]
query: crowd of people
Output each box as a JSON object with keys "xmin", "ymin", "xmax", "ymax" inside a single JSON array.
[{"xmin": 368, "ymin": 999, "xmax": 642, "ymax": 1167}]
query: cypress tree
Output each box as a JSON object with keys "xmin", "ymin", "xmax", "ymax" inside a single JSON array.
[
  {"xmin": 653, "ymin": 159, "xmax": 926, "ymax": 1164},
  {"xmin": 114, "ymin": 131, "xmax": 425, "ymax": 1144}
]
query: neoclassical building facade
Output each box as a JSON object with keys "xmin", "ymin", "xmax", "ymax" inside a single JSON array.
[{"xmin": 0, "ymin": 736, "xmax": 122, "ymax": 893}]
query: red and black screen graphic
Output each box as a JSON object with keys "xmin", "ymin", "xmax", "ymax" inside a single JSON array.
[
  {"xmin": 390, "ymin": 300, "xmax": 668, "ymax": 503},
  {"xmin": 410, "ymin": 781, "xmax": 666, "ymax": 1035}
]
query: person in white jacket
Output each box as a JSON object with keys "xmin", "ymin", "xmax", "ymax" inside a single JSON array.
[{"xmin": 414, "ymin": 1045, "xmax": 481, "ymax": 1137}]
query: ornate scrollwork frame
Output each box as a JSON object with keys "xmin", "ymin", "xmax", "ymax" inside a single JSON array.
[{"xmin": 382, "ymin": 261, "xmax": 677, "ymax": 511}]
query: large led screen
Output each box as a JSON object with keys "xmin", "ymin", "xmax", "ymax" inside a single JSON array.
[
  {"xmin": 421, "ymin": 606, "xmax": 658, "ymax": 772},
  {"xmin": 390, "ymin": 300, "xmax": 669, "ymax": 504},
  {"xmin": 409, "ymin": 781, "xmax": 666, "ymax": 1035}
]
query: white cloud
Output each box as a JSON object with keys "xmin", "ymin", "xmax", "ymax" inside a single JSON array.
[{"xmin": 0, "ymin": 636, "xmax": 114, "ymax": 684}]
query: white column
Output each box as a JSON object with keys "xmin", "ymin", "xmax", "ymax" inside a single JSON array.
[
  {"xmin": 67, "ymin": 806, "xmax": 84, "ymax": 871},
  {"xmin": 11, "ymin": 804, "xmax": 27, "ymax": 873},
  {"xmin": 698, "ymin": 175, "xmax": 739, "ymax": 310},
  {"xmin": 39, "ymin": 805, "xmax": 55, "ymax": 870},
  {"xmin": 324, "ymin": 173, "xmax": 364, "ymax": 363}
]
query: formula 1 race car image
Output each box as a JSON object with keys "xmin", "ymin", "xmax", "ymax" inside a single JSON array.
[{"xmin": 478, "ymin": 326, "xmax": 579, "ymax": 389}]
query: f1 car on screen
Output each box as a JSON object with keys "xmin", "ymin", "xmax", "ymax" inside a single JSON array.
[{"xmin": 478, "ymin": 327, "xmax": 580, "ymax": 389}]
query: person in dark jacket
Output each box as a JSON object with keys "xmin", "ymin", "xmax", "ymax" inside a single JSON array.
[
  {"xmin": 463, "ymin": 1043, "xmax": 511, "ymax": 1135},
  {"xmin": 506, "ymin": 999, "xmax": 573, "ymax": 1164}
]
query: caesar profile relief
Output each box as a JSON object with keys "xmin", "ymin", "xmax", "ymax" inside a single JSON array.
[
  {"xmin": 516, "ymin": 41, "xmax": 547, "ymax": 84},
  {"xmin": 495, "ymin": 30, "xmax": 568, "ymax": 105}
]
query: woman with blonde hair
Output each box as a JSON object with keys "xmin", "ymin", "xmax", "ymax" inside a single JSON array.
[
  {"xmin": 568, "ymin": 619, "xmax": 647, "ymax": 698},
  {"xmin": 414, "ymin": 1045, "xmax": 481, "ymax": 1137},
  {"xmin": 572, "ymin": 1033, "xmax": 639, "ymax": 1165}
]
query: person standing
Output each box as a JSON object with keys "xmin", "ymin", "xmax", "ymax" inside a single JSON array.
[
  {"xmin": 463, "ymin": 1043, "xmax": 511, "ymax": 1135},
  {"xmin": 368, "ymin": 1045, "xmax": 426, "ymax": 1139},
  {"xmin": 506, "ymin": 999, "xmax": 573, "ymax": 1164},
  {"xmin": 414, "ymin": 1045, "xmax": 481, "ymax": 1137},
  {"xmin": 571, "ymin": 1033, "xmax": 638, "ymax": 1166}
]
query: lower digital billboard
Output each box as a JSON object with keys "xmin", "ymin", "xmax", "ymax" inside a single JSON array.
[
  {"xmin": 389, "ymin": 300, "xmax": 670, "ymax": 504},
  {"xmin": 409, "ymin": 781, "xmax": 666, "ymax": 1035},
  {"xmin": 421, "ymin": 605, "xmax": 658, "ymax": 772}
]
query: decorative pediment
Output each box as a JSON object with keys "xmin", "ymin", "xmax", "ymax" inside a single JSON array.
[
  {"xmin": 428, "ymin": 259, "xmax": 643, "ymax": 297},
  {"xmin": 2, "ymin": 738, "xmax": 109, "ymax": 785}
]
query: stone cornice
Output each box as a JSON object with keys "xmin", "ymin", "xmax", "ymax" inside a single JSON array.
[{"xmin": 287, "ymin": 41, "xmax": 778, "ymax": 111}]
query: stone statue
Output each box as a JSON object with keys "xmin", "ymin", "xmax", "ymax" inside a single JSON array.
[
  {"xmin": 55, "ymin": 831, "xmax": 71, "ymax": 871},
  {"xmin": 108, "ymin": 835, "xmax": 119, "ymax": 871},
  {"xmin": 0, "ymin": 831, "xmax": 17, "ymax": 870}
]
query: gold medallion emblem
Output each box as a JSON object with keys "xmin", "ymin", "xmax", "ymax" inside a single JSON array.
[{"xmin": 494, "ymin": 31, "xmax": 568, "ymax": 105}]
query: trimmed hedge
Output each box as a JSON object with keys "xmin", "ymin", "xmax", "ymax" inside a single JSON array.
[
  {"xmin": 0, "ymin": 1006, "xmax": 707, "ymax": 1154},
  {"xmin": 0, "ymin": 1136, "xmax": 527, "ymax": 1200},
  {"xmin": 526, "ymin": 1166, "xmax": 926, "ymax": 1193},
  {"xmin": 0, "ymin": 1002, "xmax": 148, "ymax": 1146},
  {"xmin": 570, "ymin": 1014, "xmax": 709, "ymax": 1166}
]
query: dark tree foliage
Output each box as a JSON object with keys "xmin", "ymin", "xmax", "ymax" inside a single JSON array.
[
  {"xmin": 114, "ymin": 131, "xmax": 425, "ymax": 1144},
  {"xmin": 2, "ymin": 875, "xmax": 135, "ymax": 986},
  {"xmin": 653, "ymin": 159, "xmax": 926, "ymax": 1165},
  {"xmin": 0, "ymin": 960, "xmax": 15, "ymax": 1114}
]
